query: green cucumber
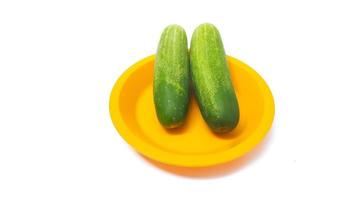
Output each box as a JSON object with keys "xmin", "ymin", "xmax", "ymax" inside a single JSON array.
[
  {"xmin": 153, "ymin": 25, "xmax": 190, "ymax": 128},
  {"xmin": 190, "ymin": 23, "xmax": 239, "ymax": 133}
]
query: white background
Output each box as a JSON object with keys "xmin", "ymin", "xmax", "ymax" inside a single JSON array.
[{"xmin": 1, "ymin": 0, "xmax": 355, "ymax": 199}]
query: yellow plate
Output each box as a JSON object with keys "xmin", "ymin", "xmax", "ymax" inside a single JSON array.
[{"xmin": 110, "ymin": 55, "xmax": 274, "ymax": 167}]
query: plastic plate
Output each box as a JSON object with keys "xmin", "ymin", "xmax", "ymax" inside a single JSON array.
[{"xmin": 110, "ymin": 55, "xmax": 274, "ymax": 167}]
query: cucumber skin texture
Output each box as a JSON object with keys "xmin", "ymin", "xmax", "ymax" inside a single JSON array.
[
  {"xmin": 190, "ymin": 23, "xmax": 239, "ymax": 133},
  {"xmin": 153, "ymin": 25, "xmax": 190, "ymax": 128}
]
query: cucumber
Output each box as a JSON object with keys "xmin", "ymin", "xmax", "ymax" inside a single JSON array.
[
  {"xmin": 153, "ymin": 25, "xmax": 190, "ymax": 128},
  {"xmin": 190, "ymin": 23, "xmax": 239, "ymax": 133}
]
